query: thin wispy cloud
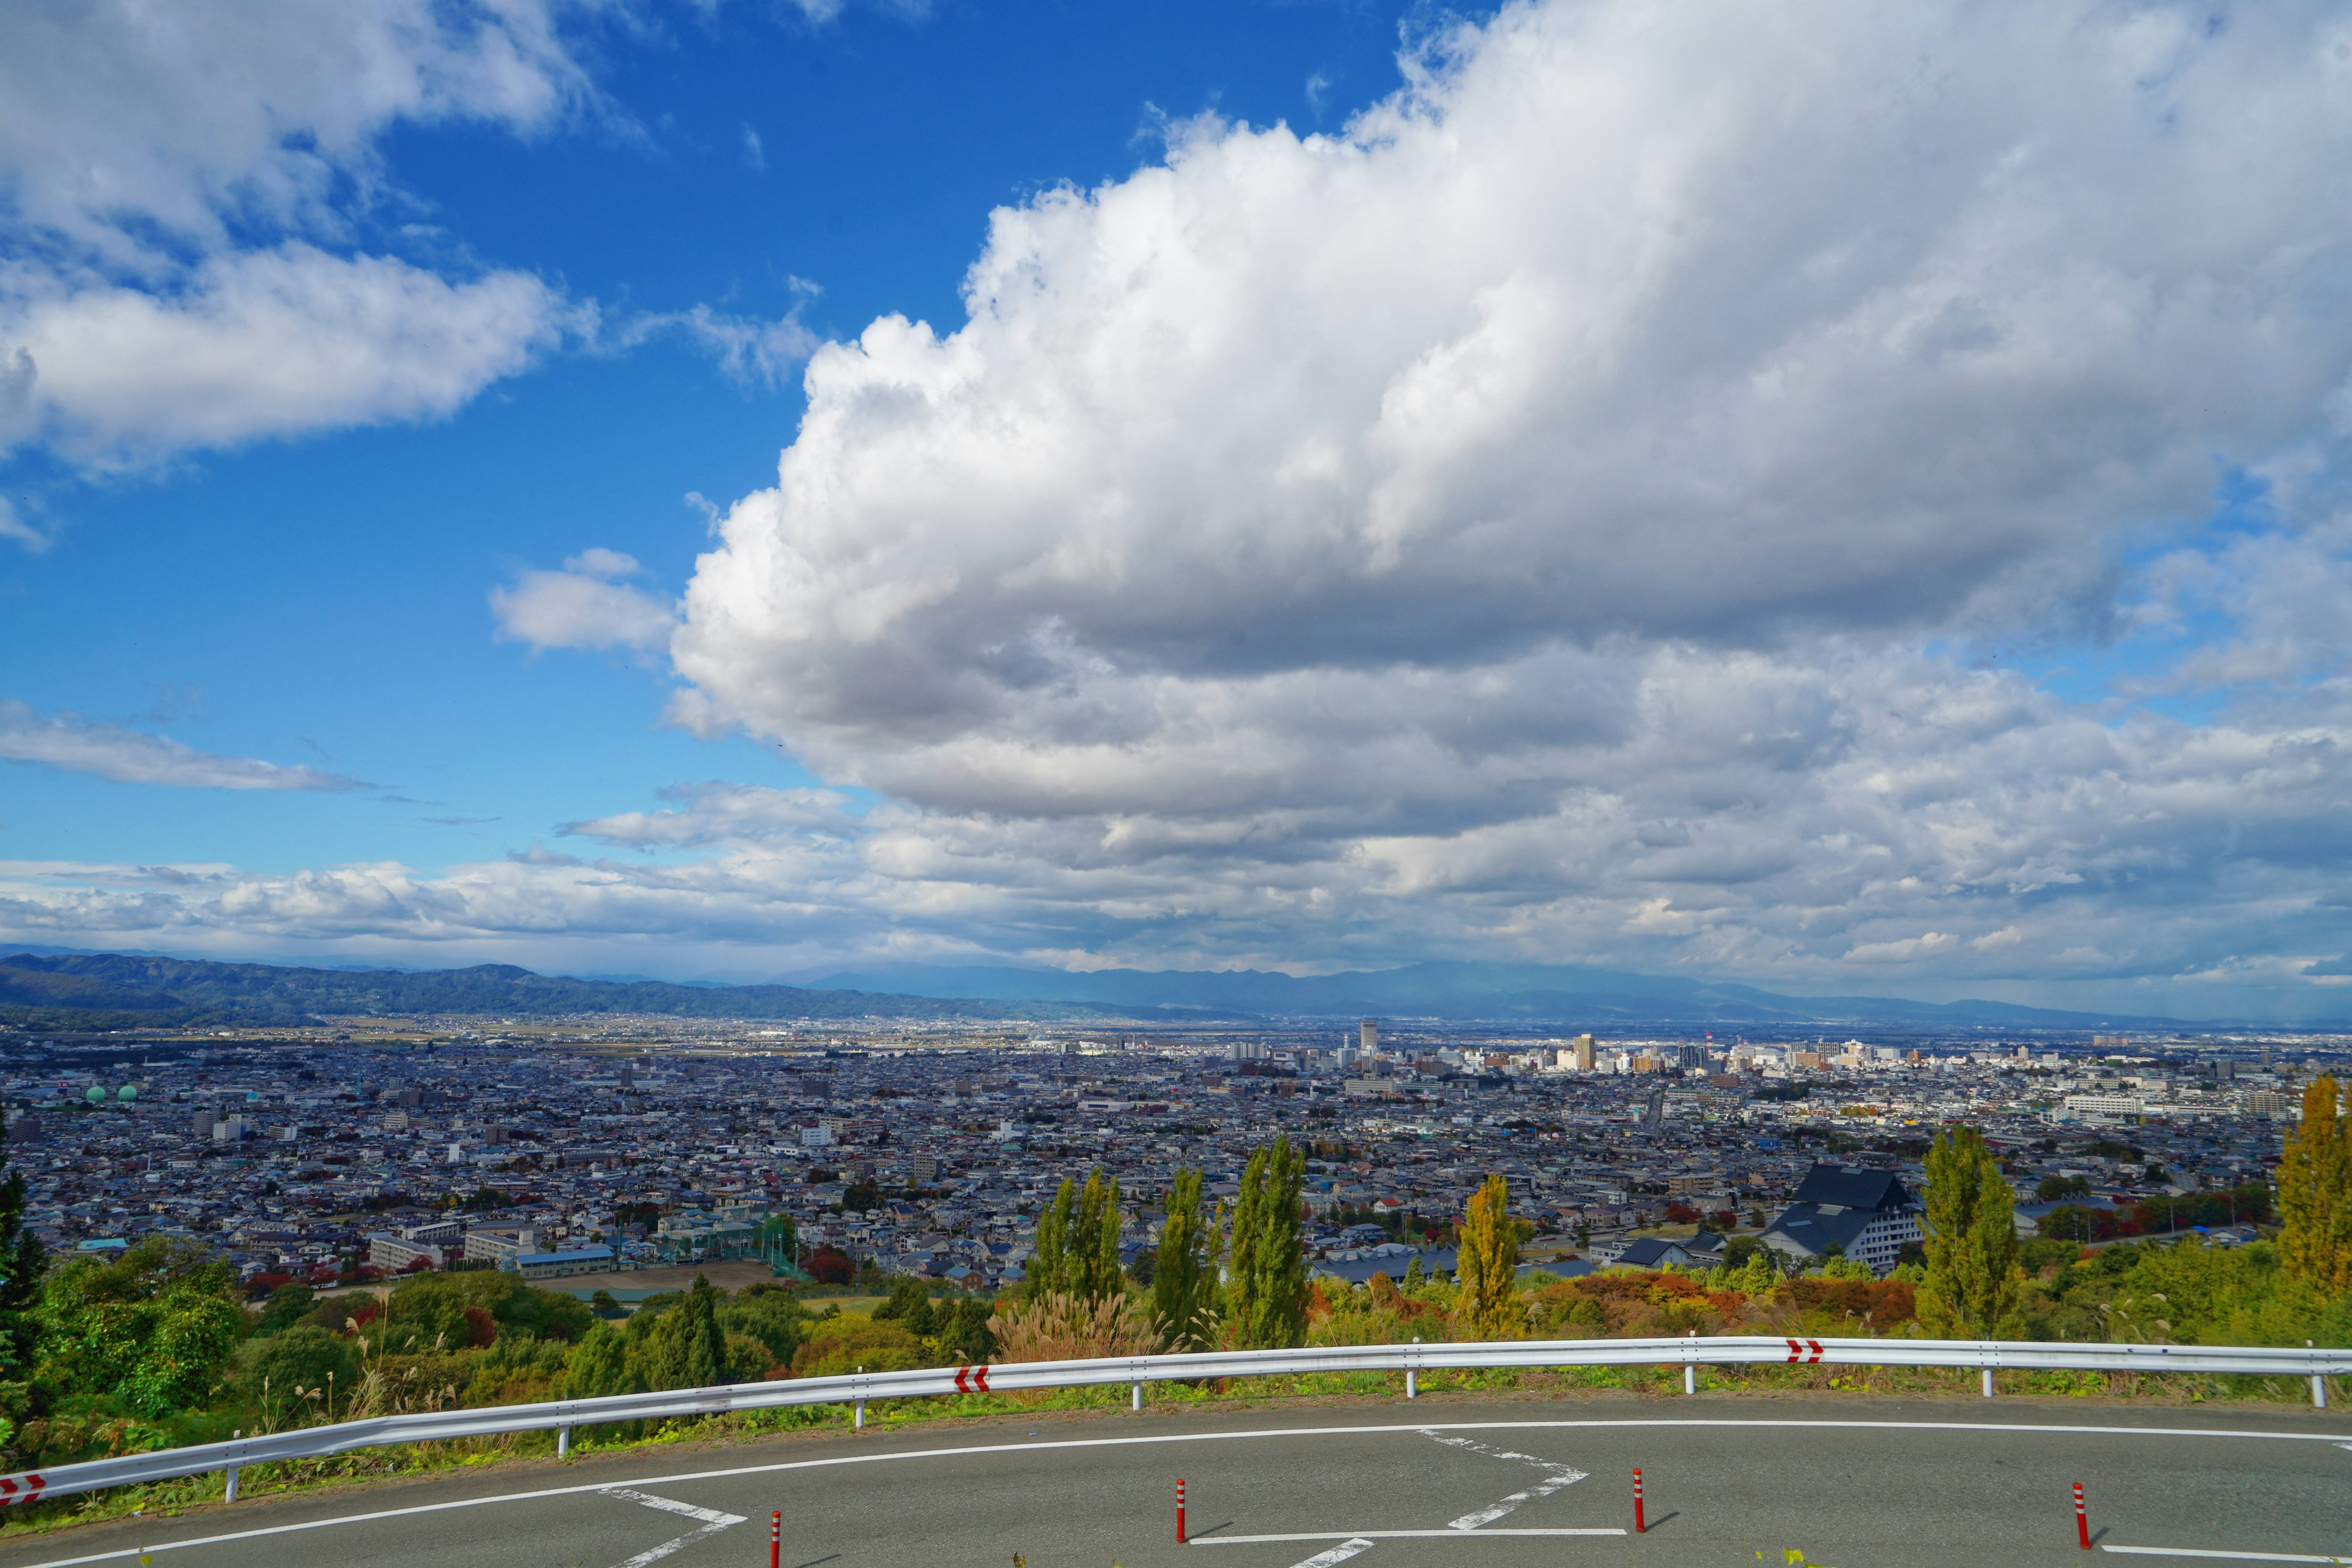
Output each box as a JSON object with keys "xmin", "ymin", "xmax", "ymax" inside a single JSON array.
[{"xmin": 0, "ymin": 699, "xmax": 364, "ymax": 791}]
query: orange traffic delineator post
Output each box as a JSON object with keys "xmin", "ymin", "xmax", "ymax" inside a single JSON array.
[
  {"xmin": 2073, "ymin": 1482, "xmax": 2090, "ymax": 1550},
  {"xmin": 1177, "ymin": 1477, "xmax": 1187, "ymax": 1545},
  {"xmin": 770, "ymin": 1509, "xmax": 780, "ymax": 1568},
  {"xmin": 1633, "ymin": 1468, "xmax": 1645, "ymax": 1534}
]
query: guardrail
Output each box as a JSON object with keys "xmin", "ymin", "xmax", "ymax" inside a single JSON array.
[{"xmin": 1, "ymin": 1333, "xmax": 2342, "ymax": 1506}]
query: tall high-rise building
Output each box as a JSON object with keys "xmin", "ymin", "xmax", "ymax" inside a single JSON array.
[
  {"xmin": 1360, "ymin": 1019, "xmax": 1379, "ymax": 1060},
  {"xmin": 1574, "ymin": 1033, "xmax": 1596, "ymax": 1071}
]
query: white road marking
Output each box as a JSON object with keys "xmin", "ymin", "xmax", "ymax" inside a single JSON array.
[
  {"xmin": 598, "ymin": 1487, "xmax": 747, "ymax": 1568},
  {"xmin": 1191, "ymin": 1530, "xmax": 1626, "ymax": 1544},
  {"xmin": 1420, "ymin": 1430, "xmax": 1587, "ymax": 1529},
  {"xmin": 8, "ymin": 1418, "xmax": 2345, "ymax": 1568},
  {"xmin": 2103, "ymin": 1549, "xmax": 2352, "ymax": 1564},
  {"xmin": 1287, "ymin": 1539, "xmax": 1374, "ymax": 1568},
  {"xmin": 600, "ymin": 1488, "xmax": 745, "ymax": 1527}
]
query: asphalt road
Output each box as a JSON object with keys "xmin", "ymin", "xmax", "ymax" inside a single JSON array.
[{"xmin": 1, "ymin": 1398, "xmax": 2346, "ymax": 1568}]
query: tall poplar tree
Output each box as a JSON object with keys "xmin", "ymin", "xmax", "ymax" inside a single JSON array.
[
  {"xmin": 1070, "ymin": 1167, "xmax": 1126, "ymax": 1303},
  {"xmin": 1025, "ymin": 1177, "xmax": 1077, "ymax": 1303},
  {"xmin": 1224, "ymin": 1136, "xmax": 1308, "ymax": 1350},
  {"xmin": 1152, "ymin": 1167, "xmax": 1217, "ymax": 1351},
  {"xmin": 2278, "ymin": 1074, "xmax": 2352, "ymax": 1294},
  {"xmin": 1455, "ymin": 1174, "xmax": 1520, "ymax": 1338},
  {"xmin": 1917, "ymin": 1125, "xmax": 2022, "ymax": 1338}
]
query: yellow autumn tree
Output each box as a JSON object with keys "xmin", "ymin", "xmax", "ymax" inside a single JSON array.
[
  {"xmin": 1455, "ymin": 1174, "xmax": 1521, "ymax": 1338},
  {"xmin": 2277, "ymin": 1075, "xmax": 2352, "ymax": 1294}
]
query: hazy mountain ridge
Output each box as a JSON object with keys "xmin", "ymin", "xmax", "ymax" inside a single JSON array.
[
  {"xmin": 0, "ymin": 952, "xmax": 1145, "ymax": 1030},
  {"xmin": 0, "ymin": 950, "xmax": 2226, "ymax": 1033}
]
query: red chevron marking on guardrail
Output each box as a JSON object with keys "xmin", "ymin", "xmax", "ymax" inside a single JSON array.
[
  {"xmin": 1784, "ymin": 1338, "xmax": 1824, "ymax": 1363},
  {"xmin": 0, "ymin": 1474, "xmax": 45, "ymax": 1505},
  {"xmin": 953, "ymin": 1365, "xmax": 992, "ymax": 1393}
]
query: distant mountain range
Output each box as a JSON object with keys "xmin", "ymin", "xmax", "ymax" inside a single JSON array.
[
  {"xmin": 0, "ymin": 949, "xmax": 2212, "ymax": 1033},
  {"xmin": 810, "ymin": 959, "xmax": 2194, "ymax": 1030},
  {"xmin": 0, "ymin": 952, "xmax": 1128, "ymax": 1031}
]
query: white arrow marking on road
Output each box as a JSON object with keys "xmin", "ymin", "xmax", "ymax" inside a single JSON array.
[
  {"xmin": 600, "ymin": 1487, "xmax": 746, "ymax": 1568},
  {"xmin": 1420, "ymin": 1430, "xmax": 1587, "ymax": 1529},
  {"xmin": 1287, "ymin": 1539, "xmax": 1376, "ymax": 1568}
]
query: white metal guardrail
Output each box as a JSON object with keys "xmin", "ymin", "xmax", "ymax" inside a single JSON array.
[{"xmin": 0, "ymin": 1334, "xmax": 2342, "ymax": 1506}]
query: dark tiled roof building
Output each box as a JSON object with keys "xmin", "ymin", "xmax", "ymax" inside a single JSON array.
[{"xmin": 1762, "ymin": 1163, "xmax": 1921, "ymax": 1276}]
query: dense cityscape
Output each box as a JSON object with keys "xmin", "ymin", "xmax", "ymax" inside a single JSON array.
[{"xmin": 6, "ymin": 1014, "xmax": 2331, "ymax": 1297}]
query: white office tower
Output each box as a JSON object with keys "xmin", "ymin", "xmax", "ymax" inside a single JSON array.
[{"xmin": 1360, "ymin": 1019, "xmax": 1379, "ymax": 1061}]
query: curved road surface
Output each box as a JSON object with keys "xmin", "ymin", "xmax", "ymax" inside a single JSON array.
[{"xmin": 0, "ymin": 1400, "xmax": 2346, "ymax": 1568}]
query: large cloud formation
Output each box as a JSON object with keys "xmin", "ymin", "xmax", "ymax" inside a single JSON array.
[{"xmin": 624, "ymin": 0, "xmax": 2352, "ymax": 1008}]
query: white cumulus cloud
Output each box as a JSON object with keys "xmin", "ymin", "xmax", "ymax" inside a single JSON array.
[{"xmin": 492, "ymin": 548, "xmax": 679, "ymax": 652}]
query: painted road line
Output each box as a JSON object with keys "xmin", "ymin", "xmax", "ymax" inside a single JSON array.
[
  {"xmin": 10, "ymin": 1419, "xmax": 2348, "ymax": 1568},
  {"xmin": 600, "ymin": 1488, "xmax": 745, "ymax": 1528},
  {"xmin": 2101, "ymin": 1550, "xmax": 2352, "ymax": 1565},
  {"xmin": 1190, "ymin": 1530, "xmax": 1629, "ymax": 1543},
  {"xmin": 1449, "ymin": 1469, "xmax": 1587, "ymax": 1532},
  {"xmin": 598, "ymin": 1488, "xmax": 747, "ymax": 1568},
  {"xmin": 1287, "ymin": 1539, "xmax": 1376, "ymax": 1568},
  {"xmin": 1420, "ymin": 1432, "xmax": 1588, "ymax": 1531}
]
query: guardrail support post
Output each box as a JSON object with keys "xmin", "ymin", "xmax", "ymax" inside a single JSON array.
[
  {"xmin": 1133, "ymin": 1379, "xmax": 1142, "ymax": 1411},
  {"xmin": 2312, "ymin": 1341, "xmax": 2328, "ymax": 1408},
  {"xmin": 1406, "ymin": 1336, "xmax": 1419, "ymax": 1400},
  {"xmin": 1684, "ymin": 1330, "xmax": 1696, "ymax": 1395},
  {"xmin": 223, "ymin": 1466, "xmax": 238, "ymax": 1502},
  {"xmin": 854, "ymin": 1366, "xmax": 865, "ymax": 1430},
  {"xmin": 556, "ymin": 1424, "xmax": 570, "ymax": 1458},
  {"xmin": 1981, "ymin": 1367, "xmax": 1994, "ymax": 1398}
]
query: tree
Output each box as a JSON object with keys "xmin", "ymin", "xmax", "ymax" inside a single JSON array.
[
  {"xmin": 1070, "ymin": 1167, "xmax": 1126, "ymax": 1303},
  {"xmin": 1917, "ymin": 1125, "xmax": 2024, "ymax": 1338},
  {"xmin": 2035, "ymin": 1175, "xmax": 2092, "ymax": 1202},
  {"xmin": 1225, "ymin": 1136, "xmax": 1309, "ymax": 1349},
  {"xmin": 640, "ymin": 1275, "xmax": 727, "ymax": 1390},
  {"xmin": 2277, "ymin": 1074, "xmax": 2351, "ymax": 1293},
  {"xmin": 35, "ymin": 1236, "xmax": 243, "ymax": 1416},
  {"xmin": 1152, "ymin": 1167, "xmax": 1217, "ymax": 1351},
  {"xmin": 0, "ymin": 1109, "xmax": 44, "ymax": 1378},
  {"xmin": 1455, "ymin": 1174, "xmax": 1520, "ymax": 1338},
  {"xmin": 1026, "ymin": 1177, "xmax": 1076, "ymax": 1303}
]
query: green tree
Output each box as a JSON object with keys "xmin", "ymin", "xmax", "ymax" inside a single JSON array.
[
  {"xmin": 2035, "ymin": 1175, "xmax": 2092, "ymax": 1202},
  {"xmin": 252, "ymin": 1280, "xmax": 315, "ymax": 1338},
  {"xmin": 1026, "ymin": 1178, "xmax": 1076, "ymax": 1303},
  {"xmin": 1069, "ymin": 1168, "xmax": 1126, "ymax": 1303},
  {"xmin": 35, "ymin": 1236, "xmax": 243, "ymax": 1416},
  {"xmin": 639, "ymin": 1275, "xmax": 728, "ymax": 1389},
  {"xmin": 1455, "ymin": 1174, "xmax": 1520, "ymax": 1337},
  {"xmin": 0, "ymin": 1109, "xmax": 44, "ymax": 1378},
  {"xmin": 557, "ymin": 1319, "xmax": 643, "ymax": 1401},
  {"xmin": 2277, "ymin": 1074, "xmax": 2352, "ymax": 1294},
  {"xmin": 720, "ymin": 1284, "xmax": 809, "ymax": 1371},
  {"xmin": 1152, "ymin": 1167, "xmax": 1217, "ymax": 1351},
  {"xmin": 1918, "ymin": 1125, "xmax": 2024, "ymax": 1337},
  {"xmin": 1225, "ymin": 1136, "xmax": 1309, "ymax": 1349}
]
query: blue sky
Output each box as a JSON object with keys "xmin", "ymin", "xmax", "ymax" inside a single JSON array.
[{"xmin": 7, "ymin": 1, "xmax": 2352, "ymax": 1020}]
